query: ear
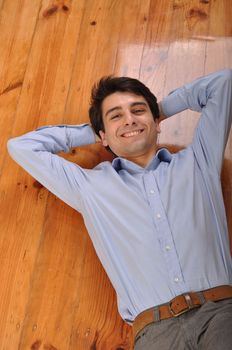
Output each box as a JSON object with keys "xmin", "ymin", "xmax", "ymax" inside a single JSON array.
[
  {"xmin": 155, "ymin": 119, "xmax": 161, "ymax": 133},
  {"xmin": 99, "ymin": 130, "xmax": 108, "ymax": 147}
]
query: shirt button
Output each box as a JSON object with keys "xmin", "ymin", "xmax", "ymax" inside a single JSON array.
[
  {"xmin": 174, "ymin": 277, "xmax": 179, "ymax": 283},
  {"xmin": 150, "ymin": 189, "xmax": 155, "ymax": 194},
  {"xmin": 165, "ymin": 245, "xmax": 171, "ymax": 251},
  {"xmin": 156, "ymin": 213, "xmax": 161, "ymax": 219}
]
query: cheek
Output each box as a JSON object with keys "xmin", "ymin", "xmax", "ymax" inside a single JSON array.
[
  {"xmin": 100, "ymin": 129, "xmax": 116, "ymax": 147},
  {"xmin": 104, "ymin": 125, "xmax": 118, "ymax": 140}
]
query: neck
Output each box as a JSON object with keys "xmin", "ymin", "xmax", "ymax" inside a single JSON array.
[{"xmin": 123, "ymin": 149, "xmax": 157, "ymax": 168}]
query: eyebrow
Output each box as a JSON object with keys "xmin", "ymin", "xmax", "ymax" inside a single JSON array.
[{"xmin": 104, "ymin": 102, "xmax": 148, "ymax": 118}]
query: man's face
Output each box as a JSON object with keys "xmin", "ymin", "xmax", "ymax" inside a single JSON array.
[{"xmin": 99, "ymin": 91, "xmax": 160, "ymax": 165}]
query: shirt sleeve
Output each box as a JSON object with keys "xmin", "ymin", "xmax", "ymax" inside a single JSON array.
[
  {"xmin": 7, "ymin": 124, "xmax": 96, "ymax": 212},
  {"xmin": 161, "ymin": 69, "xmax": 232, "ymax": 173}
]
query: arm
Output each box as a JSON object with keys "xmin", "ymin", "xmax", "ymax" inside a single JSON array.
[
  {"xmin": 7, "ymin": 124, "xmax": 96, "ymax": 212},
  {"xmin": 160, "ymin": 69, "xmax": 232, "ymax": 173}
]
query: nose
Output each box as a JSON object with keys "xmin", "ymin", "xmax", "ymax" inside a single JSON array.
[{"xmin": 124, "ymin": 111, "xmax": 136, "ymax": 126}]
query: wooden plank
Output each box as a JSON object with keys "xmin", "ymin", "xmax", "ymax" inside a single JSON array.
[
  {"xmin": 0, "ymin": 0, "xmax": 41, "ymax": 170},
  {"xmin": 114, "ymin": 0, "xmax": 151, "ymax": 77},
  {"xmin": 0, "ymin": 168, "xmax": 49, "ymax": 349},
  {"xmin": 0, "ymin": 0, "xmax": 42, "ymax": 348},
  {"xmin": 139, "ymin": 0, "xmax": 174, "ymax": 128},
  {"xmin": 0, "ymin": 0, "xmax": 3, "ymax": 12}
]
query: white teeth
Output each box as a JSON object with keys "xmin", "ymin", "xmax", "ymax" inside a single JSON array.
[{"xmin": 123, "ymin": 130, "xmax": 142, "ymax": 137}]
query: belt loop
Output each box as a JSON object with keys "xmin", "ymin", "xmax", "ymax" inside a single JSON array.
[
  {"xmin": 197, "ymin": 291, "xmax": 206, "ymax": 304},
  {"xmin": 154, "ymin": 306, "xmax": 160, "ymax": 322}
]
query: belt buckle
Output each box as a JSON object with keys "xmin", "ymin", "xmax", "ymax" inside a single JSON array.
[{"xmin": 169, "ymin": 293, "xmax": 194, "ymax": 317}]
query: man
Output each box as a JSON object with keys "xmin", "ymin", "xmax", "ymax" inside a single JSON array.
[{"xmin": 8, "ymin": 69, "xmax": 232, "ymax": 349}]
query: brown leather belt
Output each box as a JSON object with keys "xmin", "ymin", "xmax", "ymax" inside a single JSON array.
[{"xmin": 133, "ymin": 285, "xmax": 232, "ymax": 340}]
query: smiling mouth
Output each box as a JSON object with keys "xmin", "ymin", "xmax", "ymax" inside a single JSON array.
[{"xmin": 121, "ymin": 129, "xmax": 144, "ymax": 138}]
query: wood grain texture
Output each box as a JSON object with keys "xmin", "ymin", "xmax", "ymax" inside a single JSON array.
[
  {"xmin": 0, "ymin": 0, "xmax": 41, "ymax": 170},
  {"xmin": 0, "ymin": 0, "xmax": 231, "ymax": 349}
]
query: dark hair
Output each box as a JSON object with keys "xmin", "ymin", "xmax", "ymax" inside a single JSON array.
[{"xmin": 89, "ymin": 76, "xmax": 160, "ymax": 136}]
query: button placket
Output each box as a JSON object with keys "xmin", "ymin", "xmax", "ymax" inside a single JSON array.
[{"xmin": 144, "ymin": 172, "xmax": 185, "ymax": 292}]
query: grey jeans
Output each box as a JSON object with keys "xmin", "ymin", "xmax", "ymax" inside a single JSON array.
[{"xmin": 134, "ymin": 299, "xmax": 232, "ymax": 350}]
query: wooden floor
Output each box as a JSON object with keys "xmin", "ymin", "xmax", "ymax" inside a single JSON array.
[{"xmin": 0, "ymin": 0, "xmax": 231, "ymax": 349}]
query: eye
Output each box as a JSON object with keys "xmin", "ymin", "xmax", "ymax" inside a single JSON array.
[
  {"xmin": 132, "ymin": 108, "xmax": 145, "ymax": 115},
  {"xmin": 110, "ymin": 114, "xmax": 121, "ymax": 120}
]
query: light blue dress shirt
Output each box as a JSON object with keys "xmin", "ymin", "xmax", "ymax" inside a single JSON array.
[{"xmin": 7, "ymin": 69, "xmax": 232, "ymax": 323}]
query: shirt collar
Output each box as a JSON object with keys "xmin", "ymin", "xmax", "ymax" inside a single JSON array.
[{"xmin": 112, "ymin": 148, "xmax": 172, "ymax": 173}]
